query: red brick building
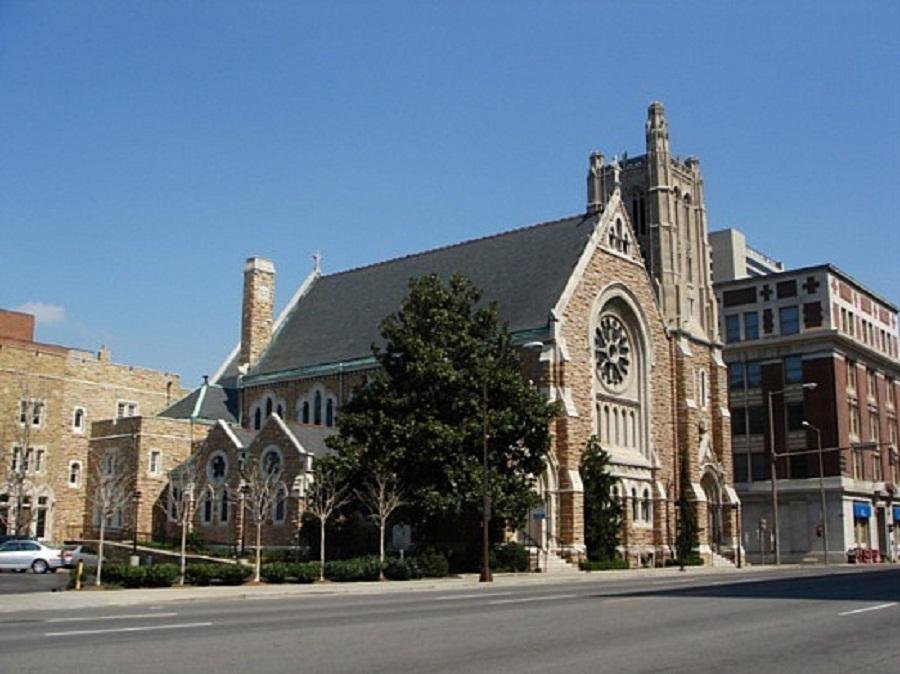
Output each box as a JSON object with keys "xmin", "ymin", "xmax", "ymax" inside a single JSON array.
[{"xmin": 718, "ymin": 265, "xmax": 899, "ymax": 562}]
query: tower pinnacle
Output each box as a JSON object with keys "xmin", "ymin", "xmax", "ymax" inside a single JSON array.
[{"xmin": 645, "ymin": 101, "xmax": 670, "ymax": 155}]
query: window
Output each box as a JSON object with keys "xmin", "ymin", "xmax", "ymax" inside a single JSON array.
[
  {"xmin": 117, "ymin": 401, "xmax": 138, "ymax": 418},
  {"xmin": 748, "ymin": 406, "xmax": 766, "ymax": 435},
  {"xmin": 872, "ymin": 449, "xmax": 883, "ymax": 482},
  {"xmin": 751, "ymin": 454, "xmax": 768, "ymax": 481},
  {"xmin": 867, "ymin": 370, "xmax": 877, "ymax": 400},
  {"xmin": 725, "ymin": 315, "xmax": 741, "ymax": 343},
  {"xmin": 697, "ymin": 370, "xmax": 708, "ymax": 409},
  {"xmin": 73, "ymin": 407, "xmax": 85, "ymax": 433},
  {"xmin": 273, "ymin": 486, "xmax": 287, "ymax": 523},
  {"xmin": 11, "ymin": 446, "xmax": 22, "ymax": 472},
  {"xmin": 847, "ymin": 361, "xmax": 858, "ymax": 390},
  {"xmin": 731, "ymin": 408, "xmax": 747, "ymax": 436},
  {"xmin": 314, "ymin": 391, "xmax": 322, "ymax": 426},
  {"xmin": 202, "ymin": 492, "xmax": 213, "ymax": 524},
  {"xmin": 265, "ymin": 398, "xmax": 273, "ymax": 417},
  {"xmin": 34, "ymin": 448, "xmax": 45, "ymax": 473},
  {"xmin": 786, "ymin": 402, "xmax": 805, "ymax": 431},
  {"xmin": 849, "ymin": 403, "xmax": 861, "ymax": 439},
  {"xmin": 744, "ymin": 312, "xmax": 759, "ymax": 340},
  {"xmin": 103, "ymin": 452, "xmax": 116, "ymax": 476},
  {"xmin": 852, "ymin": 450, "xmax": 864, "ymax": 480},
  {"xmin": 254, "ymin": 408, "xmax": 262, "ymax": 430},
  {"xmin": 869, "ymin": 414, "xmax": 880, "ymax": 443},
  {"xmin": 789, "ymin": 453, "xmax": 808, "ymax": 479},
  {"xmin": 733, "ymin": 453, "xmax": 749, "ymax": 482},
  {"xmin": 262, "ymin": 448, "xmax": 282, "ymax": 477},
  {"xmin": 68, "ymin": 461, "xmax": 82, "ymax": 488},
  {"xmin": 641, "ymin": 489, "xmax": 651, "ymax": 522},
  {"xmin": 779, "ymin": 306, "xmax": 799, "ymax": 335},
  {"xmin": 631, "ymin": 488, "xmax": 639, "ymax": 521},
  {"xmin": 326, "ymin": 399, "xmax": 335, "ymax": 427},
  {"xmin": 207, "ymin": 453, "xmax": 227, "ymax": 485},
  {"xmin": 19, "ymin": 400, "xmax": 43, "ymax": 427},
  {"xmin": 746, "ymin": 361, "xmax": 762, "ymax": 389},
  {"xmin": 149, "ymin": 450, "xmax": 161, "ymax": 475},
  {"xmin": 784, "ymin": 356, "xmax": 803, "ymax": 385},
  {"xmin": 301, "ymin": 401, "xmax": 310, "ymax": 424},
  {"xmin": 220, "ymin": 488, "xmax": 230, "ymax": 524},
  {"xmin": 728, "ymin": 363, "xmax": 745, "ymax": 391}
]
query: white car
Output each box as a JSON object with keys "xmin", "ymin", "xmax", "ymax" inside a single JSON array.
[
  {"xmin": 0, "ymin": 539, "xmax": 66, "ymax": 573},
  {"xmin": 65, "ymin": 544, "xmax": 100, "ymax": 569}
]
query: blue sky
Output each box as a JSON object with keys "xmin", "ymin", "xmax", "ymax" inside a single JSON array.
[{"xmin": 2, "ymin": 1, "xmax": 898, "ymax": 388}]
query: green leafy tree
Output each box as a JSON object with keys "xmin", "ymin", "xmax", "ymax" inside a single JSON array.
[
  {"xmin": 580, "ymin": 436, "xmax": 622, "ymax": 561},
  {"xmin": 675, "ymin": 448, "xmax": 701, "ymax": 563},
  {"xmin": 328, "ymin": 273, "xmax": 558, "ymax": 557}
]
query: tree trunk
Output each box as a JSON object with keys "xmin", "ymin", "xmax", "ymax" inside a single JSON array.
[
  {"xmin": 179, "ymin": 517, "xmax": 188, "ymax": 586},
  {"xmin": 255, "ymin": 520, "xmax": 262, "ymax": 583},
  {"xmin": 319, "ymin": 518, "xmax": 325, "ymax": 582},
  {"xmin": 379, "ymin": 517, "xmax": 386, "ymax": 581},
  {"xmin": 96, "ymin": 517, "xmax": 106, "ymax": 586}
]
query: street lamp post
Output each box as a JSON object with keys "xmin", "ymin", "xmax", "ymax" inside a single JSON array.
[
  {"xmin": 802, "ymin": 421, "xmax": 828, "ymax": 565},
  {"xmin": 767, "ymin": 382, "xmax": 817, "ymax": 565}
]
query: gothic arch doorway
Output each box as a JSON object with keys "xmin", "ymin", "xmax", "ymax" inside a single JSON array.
[
  {"xmin": 527, "ymin": 454, "xmax": 560, "ymax": 552},
  {"xmin": 701, "ymin": 470, "xmax": 723, "ymax": 552}
]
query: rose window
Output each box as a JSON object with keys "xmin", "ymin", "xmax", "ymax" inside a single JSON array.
[{"xmin": 595, "ymin": 315, "xmax": 631, "ymax": 388}]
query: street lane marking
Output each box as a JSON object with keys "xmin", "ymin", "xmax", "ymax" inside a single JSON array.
[
  {"xmin": 489, "ymin": 593, "xmax": 578, "ymax": 605},
  {"xmin": 46, "ymin": 612, "xmax": 177, "ymax": 623},
  {"xmin": 435, "ymin": 592, "xmax": 513, "ymax": 601},
  {"xmin": 45, "ymin": 621, "xmax": 212, "ymax": 637},
  {"xmin": 838, "ymin": 603, "xmax": 897, "ymax": 616}
]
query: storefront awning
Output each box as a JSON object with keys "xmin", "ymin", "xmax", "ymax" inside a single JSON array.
[
  {"xmin": 853, "ymin": 501, "xmax": 872, "ymax": 519},
  {"xmin": 893, "ymin": 505, "xmax": 900, "ymax": 521}
]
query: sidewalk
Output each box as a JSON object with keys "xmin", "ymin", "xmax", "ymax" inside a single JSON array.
[{"xmin": 0, "ymin": 563, "xmax": 775, "ymax": 614}]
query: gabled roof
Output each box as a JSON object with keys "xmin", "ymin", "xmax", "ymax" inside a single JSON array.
[
  {"xmin": 248, "ymin": 213, "xmax": 596, "ymax": 379},
  {"xmin": 160, "ymin": 381, "xmax": 239, "ymax": 424}
]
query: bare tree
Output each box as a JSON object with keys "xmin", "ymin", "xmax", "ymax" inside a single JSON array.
[
  {"xmin": 1, "ymin": 397, "xmax": 43, "ymax": 537},
  {"xmin": 356, "ymin": 468, "xmax": 403, "ymax": 580},
  {"xmin": 166, "ymin": 455, "xmax": 205, "ymax": 585},
  {"xmin": 239, "ymin": 450, "xmax": 284, "ymax": 583},
  {"xmin": 88, "ymin": 451, "xmax": 133, "ymax": 586},
  {"xmin": 307, "ymin": 461, "xmax": 350, "ymax": 581}
]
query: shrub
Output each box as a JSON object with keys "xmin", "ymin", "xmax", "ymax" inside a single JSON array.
[
  {"xmin": 415, "ymin": 549, "xmax": 449, "ymax": 578},
  {"xmin": 580, "ymin": 558, "xmax": 630, "ymax": 571},
  {"xmin": 284, "ymin": 562, "xmax": 319, "ymax": 584},
  {"xmin": 100, "ymin": 563, "xmax": 126, "ymax": 585},
  {"xmin": 218, "ymin": 563, "xmax": 252, "ymax": 585},
  {"xmin": 117, "ymin": 565, "xmax": 146, "ymax": 588},
  {"xmin": 325, "ymin": 556, "xmax": 381, "ymax": 582},
  {"xmin": 144, "ymin": 564, "xmax": 179, "ymax": 588},
  {"xmin": 382, "ymin": 556, "xmax": 421, "ymax": 581},
  {"xmin": 185, "ymin": 563, "xmax": 214, "ymax": 586},
  {"xmin": 261, "ymin": 562, "xmax": 288, "ymax": 584},
  {"xmin": 492, "ymin": 542, "xmax": 529, "ymax": 573}
]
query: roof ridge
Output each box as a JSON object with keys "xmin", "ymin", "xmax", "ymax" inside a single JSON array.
[{"xmin": 320, "ymin": 212, "xmax": 588, "ymax": 280}]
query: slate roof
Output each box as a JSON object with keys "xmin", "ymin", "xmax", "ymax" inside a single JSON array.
[
  {"xmin": 248, "ymin": 213, "xmax": 595, "ymax": 379},
  {"xmin": 159, "ymin": 382, "xmax": 239, "ymax": 424},
  {"xmin": 284, "ymin": 422, "xmax": 337, "ymax": 459}
]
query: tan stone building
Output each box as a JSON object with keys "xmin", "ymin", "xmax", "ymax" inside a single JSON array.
[
  {"xmin": 0, "ymin": 309, "xmax": 185, "ymax": 542},
  {"xmin": 163, "ymin": 102, "xmax": 739, "ymax": 566}
]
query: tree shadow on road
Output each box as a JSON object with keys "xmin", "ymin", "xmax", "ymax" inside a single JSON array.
[{"xmin": 587, "ymin": 568, "xmax": 900, "ymax": 603}]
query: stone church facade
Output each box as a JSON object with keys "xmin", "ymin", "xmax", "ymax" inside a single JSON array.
[{"xmin": 131, "ymin": 102, "xmax": 738, "ymax": 566}]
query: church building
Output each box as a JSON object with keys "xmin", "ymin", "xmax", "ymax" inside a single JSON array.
[{"xmin": 162, "ymin": 102, "xmax": 739, "ymax": 567}]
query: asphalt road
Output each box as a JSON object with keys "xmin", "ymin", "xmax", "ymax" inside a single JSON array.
[
  {"xmin": 1, "ymin": 566, "xmax": 897, "ymax": 673},
  {"xmin": 0, "ymin": 568, "xmax": 67, "ymax": 594}
]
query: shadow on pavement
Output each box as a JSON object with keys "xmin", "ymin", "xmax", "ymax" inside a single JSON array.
[{"xmin": 588, "ymin": 568, "xmax": 900, "ymax": 603}]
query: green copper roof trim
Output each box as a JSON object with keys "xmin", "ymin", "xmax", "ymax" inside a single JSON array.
[
  {"xmin": 190, "ymin": 384, "xmax": 208, "ymax": 419},
  {"xmin": 240, "ymin": 327, "xmax": 551, "ymax": 388}
]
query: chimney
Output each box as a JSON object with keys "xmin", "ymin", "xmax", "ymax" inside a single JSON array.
[{"xmin": 240, "ymin": 257, "xmax": 275, "ymax": 370}]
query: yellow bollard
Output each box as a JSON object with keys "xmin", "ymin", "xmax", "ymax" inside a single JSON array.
[{"xmin": 75, "ymin": 559, "xmax": 84, "ymax": 591}]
